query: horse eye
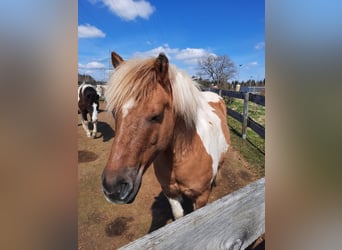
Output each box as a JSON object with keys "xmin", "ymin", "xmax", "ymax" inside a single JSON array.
[{"xmin": 149, "ymin": 113, "xmax": 163, "ymax": 123}]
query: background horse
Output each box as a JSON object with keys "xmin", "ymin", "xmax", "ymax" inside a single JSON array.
[
  {"xmin": 96, "ymin": 85, "xmax": 105, "ymax": 99},
  {"xmin": 102, "ymin": 52, "xmax": 230, "ymax": 219},
  {"xmin": 78, "ymin": 82, "xmax": 100, "ymax": 138}
]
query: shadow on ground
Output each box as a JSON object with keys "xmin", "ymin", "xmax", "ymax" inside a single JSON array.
[{"xmin": 96, "ymin": 121, "xmax": 115, "ymax": 142}]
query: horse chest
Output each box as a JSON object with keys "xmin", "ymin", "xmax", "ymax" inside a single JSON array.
[{"xmin": 153, "ymin": 147, "xmax": 213, "ymax": 196}]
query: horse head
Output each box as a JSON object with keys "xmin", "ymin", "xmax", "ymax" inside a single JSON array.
[{"xmin": 102, "ymin": 52, "xmax": 176, "ymax": 204}]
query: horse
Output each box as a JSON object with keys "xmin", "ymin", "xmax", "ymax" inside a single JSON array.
[
  {"xmin": 96, "ymin": 85, "xmax": 105, "ymax": 99},
  {"xmin": 101, "ymin": 51, "xmax": 230, "ymax": 219},
  {"xmin": 78, "ymin": 82, "xmax": 100, "ymax": 138}
]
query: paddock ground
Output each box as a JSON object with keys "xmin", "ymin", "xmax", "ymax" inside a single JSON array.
[{"xmin": 78, "ymin": 101, "xmax": 262, "ymax": 249}]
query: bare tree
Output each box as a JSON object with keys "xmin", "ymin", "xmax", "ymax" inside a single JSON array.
[{"xmin": 197, "ymin": 55, "xmax": 237, "ymax": 89}]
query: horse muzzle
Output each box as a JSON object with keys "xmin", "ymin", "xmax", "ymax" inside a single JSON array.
[{"xmin": 101, "ymin": 166, "xmax": 143, "ymax": 204}]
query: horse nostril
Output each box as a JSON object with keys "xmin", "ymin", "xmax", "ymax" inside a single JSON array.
[
  {"xmin": 102, "ymin": 174, "xmax": 131, "ymax": 201},
  {"xmin": 117, "ymin": 181, "xmax": 130, "ymax": 200}
]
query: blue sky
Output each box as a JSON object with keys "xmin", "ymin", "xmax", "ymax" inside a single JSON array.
[{"xmin": 78, "ymin": 0, "xmax": 265, "ymax": 82}]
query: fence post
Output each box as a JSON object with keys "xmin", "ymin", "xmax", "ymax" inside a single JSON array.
[{"xmin": 242, "ymin": 92, "xmax": 249, "ymax": 140}]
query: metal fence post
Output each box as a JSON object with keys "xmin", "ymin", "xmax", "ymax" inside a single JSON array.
[{"xmin": 242, "ymin": 92, "xmax": 249, "ymax": 140}]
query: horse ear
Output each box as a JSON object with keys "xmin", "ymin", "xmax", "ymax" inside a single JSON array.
[
  {"xmin": 111, "ymin": 51, "xmax": 124, "ymax": 68},
  {"xmin": 155, "ymin": 53, "xmax": 169, "ymax": 82}
]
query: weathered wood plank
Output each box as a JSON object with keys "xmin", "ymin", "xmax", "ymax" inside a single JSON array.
[
  {"xmin": 220, "ymin": 90, "xmax": 245, "ymax": 99},
  {"xmin": 249, "ymin": 93, "xmax": 265, "ymax": 106},
  {"xmin": 119, "ymin": 178, "xmax": 265, "ymax": 250},
  {"xmin": 228, "ymin": 109, "xmax": 265, "ymax": 139},
  {"xmin": 207, "ymin": 88, "xmax": 264, "ymax": 106},
  {"xmin": 247, "ymin": 118, "xmax": 265, "ymax": 139},
  {"xmin": 227, "ymin": 108, "xmax": 243, "ymax": 123},
  {"xmin": 208, "ymin": 88, "xmax": 220, "ymax": 94}
]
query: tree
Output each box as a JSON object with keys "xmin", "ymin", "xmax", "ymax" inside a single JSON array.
[
  {"xmin": 197, "ymin": 55, "xmax": 237, "ymax": 89},
  {"xmin": 78, "ymin": 73, "xmax": 96, "ymax": 85},
  {"xmin": 192, "ymin": 76, "xmax": 212, "ymax": 89}
]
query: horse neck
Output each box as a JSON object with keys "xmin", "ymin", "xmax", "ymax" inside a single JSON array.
[{"xmin": 169, "ymin": 116, "xmax": 196, "ymax": 156}]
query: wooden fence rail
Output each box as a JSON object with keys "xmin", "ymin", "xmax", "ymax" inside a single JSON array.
[
  {"xmin": 208, "ymin": 88, "xmax": 265, "ymax": 140},
  {"xmin": 119, "ymin": 178, "xmax": 265, "ymax": 250}
]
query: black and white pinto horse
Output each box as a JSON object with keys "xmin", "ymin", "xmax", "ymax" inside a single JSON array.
[{"xmin": 78, "ymin": 82, "xmax": 100, "ymax": 138}]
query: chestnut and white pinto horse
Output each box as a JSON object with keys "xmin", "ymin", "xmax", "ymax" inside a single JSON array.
[
  {"xmin": 102, "ymin": 52, "xmax": 230, "ymax": 219},
  {"xmin": 78, "ymin": 82, "xmax": 100, "ymax": 138}
]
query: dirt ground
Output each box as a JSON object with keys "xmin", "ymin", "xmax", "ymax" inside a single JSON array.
[{"xmin": 78, "ymin": 101, "xmax": 261, "ymax": 250}]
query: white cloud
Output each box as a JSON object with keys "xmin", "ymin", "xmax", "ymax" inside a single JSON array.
[
  {"xmin": 133, "ymin": 45, "xmax": 216, "ymax": 65},
  {"xmin": 175, "ymin": 48, "xmax": 216, "ymax": 64},
  {"xmin": 242, "ymin": 61, "xmax": 258, "ymax": 70},
  {"xmin": 79, "ymin": 61, "xmax": 106, "ymax": 69},
  {"xmin": 133, "ymin": 44, "xmax": 178, "ymax": 58},
  {"xmin": 78, "ymin": 24, "xmax": 105, "ymax": 38},
  {"xmin": 254, "ymin": 42, "xmax": 265, "ymax": 50},
  {"xmin": 101, "ymin": 0, "xmax": 155, "ymax": 21}
]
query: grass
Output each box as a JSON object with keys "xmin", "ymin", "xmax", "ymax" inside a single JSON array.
[
  {"xmin": 227, "ymin": 98, "xmax": 265, "ymax": 126},
  {"xmin": 225, "ymin": 97, "xmax": 265, "ymax": 176}
]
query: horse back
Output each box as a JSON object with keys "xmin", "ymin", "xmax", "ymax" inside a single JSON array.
[{"xmin": 78, "ymin": 84, "xmax": 99, "ymax": 111}]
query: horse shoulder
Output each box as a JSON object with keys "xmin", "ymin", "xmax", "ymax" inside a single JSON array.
[{"xmin": 201, "ymin": 91, "xmax": 230, "ymax": 145}]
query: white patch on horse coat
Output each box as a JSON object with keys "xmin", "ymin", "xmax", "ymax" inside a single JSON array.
[
  {"xmin": 77, "ymin": 83, "xmax": 84, "ymax": 101},
  {"xmin": 122, "ymin": 98, "xmax": 135, "ymax": 118},
  {"xmin": 166, "ymin": 195, "xmax": 184, "ymax": 219},
  {"xmin": 196, "ymin": 91, "xmax": 229, "ymax": 183},
  {"xmin": 78, "ymin": 83, "xmax": 96, "ymax": 101}
]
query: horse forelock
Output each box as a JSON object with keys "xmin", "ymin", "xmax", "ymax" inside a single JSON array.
[
  {"xmin": 105, "ymin": 58, "xmax": 157, "ymax": 116},
  {"xmin": 105, "ymin": 58, "xmax": 202, "ymax": 130}
]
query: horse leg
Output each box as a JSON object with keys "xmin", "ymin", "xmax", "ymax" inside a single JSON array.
[
  {"xmin": 91, "ymin": 102, "xmax": 98, "ymax": 138},
  {"xmin": 81, "ymin": 112, "xmax": 91, "ymax": 137},
  {"xmin": 81, "ymin": 120, "xmax": 91, "ymax": 137},
  {"xmin": 165, "ymin": 195, "xmax": 184, "ymax": 220},
  {"xmin": 91, "ymin": 121, "xmax": 97, "ymax": 138},
  {"xmin": 193, "ymin": 188, "xmax": 211, "ymax": 210}
]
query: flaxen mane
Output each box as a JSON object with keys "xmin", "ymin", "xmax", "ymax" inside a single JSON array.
[{"xmin": 105, "ymin": 57, "xmax": 202, "ymax": 129}]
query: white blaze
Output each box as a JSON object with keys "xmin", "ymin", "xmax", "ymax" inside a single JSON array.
[{"xmin": 122, "ymin": 98, "xmax": 135, "ymax": 118}]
